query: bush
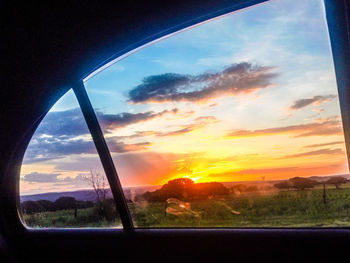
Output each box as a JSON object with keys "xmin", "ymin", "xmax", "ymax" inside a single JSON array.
[
  {"xmin": 289, "ymin": 177, "xmax": 318, "ymax": 190},
  {"xmin": 141, "ymin": 178, "xmax": 229, "ymax": 201},
  {"xmin": 22, "ymin": 201, "xmax": 42, "ymax": 214},
  {"xmin": 93, "ymin": 199, "xmax": 117, "ymax": 222},
  {"xmin": 36, "ymin": 200, "xmax": 56, "ymax": 211},
  {"xmin": 326, "ymin": 176, "xmax": 348, "ymax": 189},
  {"xmin": 54, "ymin": 196, "xmax": 77, "ymax": 210},
  {"xmin": 77, "ymin": 200, "xmax": 94, "ymax": 209}
]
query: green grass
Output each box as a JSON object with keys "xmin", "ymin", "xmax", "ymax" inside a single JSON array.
[
  {"xmin": 23, "ymin": 207, "xmax": 122, "ymax": 228},
  {"xmin": 129, "ymin": 187, "xmax": 350, "ymax": 228},
  {"xmin": 23, "ymin": 186, "xmax": 350, "ymax": 228}
]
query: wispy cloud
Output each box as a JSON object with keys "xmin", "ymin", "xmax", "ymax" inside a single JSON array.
[
  {"xmin": 99, "ymin": 108, "xmax": 179, "ymax": 131},
  {"xmin": 289, "ymin": 95, "xmax": 336, "ymax": 110},
  {"xmin": 283, "ymin": 148, "xmax": 344, "ymax": 159},
  {"xmin": 115, "ymin": 116, "xmax": 219, "ymax": 138},
  {"xmin": 304, "ymin": 141, "xmax": 344, "ymax": 148},
  {"xmin": 107, "ymin": 141, "xmax": 152, "ymax": 153},
  {"xmin": 128, "ymin": 62, "xmax": 278, "ymax": 103},
  {"xmin": 226, "ymin": 117, "xmax": 343, "ymax": 138}
]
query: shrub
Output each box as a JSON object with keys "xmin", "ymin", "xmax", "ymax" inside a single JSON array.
[
  {"xmin": 289, "ymin": 177, "xmax": 318, "ymax": 190},
  {"xmin": 326, "ymin": 176, "xmax": 348, "ymax": 189},
  {"xmin": 22, "ymin": 201, "xmax": 42, "ymax": 214},
  {"xmin": 54, "ymin": 196, "xmax": 77, "ymax": 210},
  {"xmin": 36, "ymin": 200, "xmax": 56, "ymax": 212},
  {"xmin": 141, "ymin": 178, "xmax": 229, "ymax": 201}
]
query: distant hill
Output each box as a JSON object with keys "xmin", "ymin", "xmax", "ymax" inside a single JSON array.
[
  {"xmin": 21, "ymin": 185, "xmax": 161, "ymax": 202},
  {"xmin": 20, "ymin": 189, "xmax": 111, "ymax": 202}
]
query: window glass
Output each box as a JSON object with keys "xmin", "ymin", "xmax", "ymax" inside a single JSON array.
[
  {"xmin": 84, "ymin": 0, "xmax": 350, "ymax": 227},
  {"xmin": 20, "ymin": 90, "xmax": 121, "ymax": 228}
]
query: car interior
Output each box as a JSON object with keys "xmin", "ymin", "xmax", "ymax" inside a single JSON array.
[{"xmin": 2, "ymin": 0, "xmax": 350, "ymax": 262}]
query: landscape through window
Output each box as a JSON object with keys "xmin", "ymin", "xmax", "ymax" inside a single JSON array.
[
  {"xmin": 19, "ymin": 90, "xmax": 122, "ymax": 228},
  {"xmin": 20, "ymin": 0, "xmax": 350, "ymax": 228}
]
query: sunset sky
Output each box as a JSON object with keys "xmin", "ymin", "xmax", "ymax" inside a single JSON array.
[{"xmin": 20, "ymin": 0, "xmax": 349, "ymax": 195}]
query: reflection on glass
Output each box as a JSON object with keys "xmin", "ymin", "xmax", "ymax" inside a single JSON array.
[
  {"xmin": 85, "ymin": 0, "xmax": 349, "ymax": 227},
  {"xmin": 19, "ymin": 90, "xmax": 121, "ymax": 228}
]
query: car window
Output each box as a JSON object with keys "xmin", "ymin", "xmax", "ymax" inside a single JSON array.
[
  {"xmin": 84, "ymin": 0, "xmax": 350, "ymax": 228},
  {"xmin": 19, "ymin": 90, "xmax": 122, "ymax": 228}
]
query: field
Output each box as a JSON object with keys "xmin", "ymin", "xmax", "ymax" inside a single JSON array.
[
  {"xmin": 23, "ymin": 207, "xmax": 122, "ymax": 228},
  {"xmin": 23, "ymin": 184, "xmax": 350, "ymax": 228}
]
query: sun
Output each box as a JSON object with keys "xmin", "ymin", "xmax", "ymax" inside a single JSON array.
[{"xmin": 183, "ymin": 175, "xmax": 201, "ymax": 183}]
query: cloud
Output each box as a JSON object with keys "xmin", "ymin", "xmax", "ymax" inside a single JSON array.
[
  {"xmin": 128, "ymin": 62, "xmax": 278, "ymax": 103},
  {"xmin": 21, "ymin": 172, "xmax": 91, "ymax": 190},
  {"xmin": 22, "ymin": 172, "xmax": 61, "ymax": 183},
  {"xmin": 304, "ymin": 141, "xmax": 344, "ymax": 148},
  {"xmin": 226, "ymin": 117, "xmax": 343, "ymax": 138},
  {"xmin": 24, "ymin": 135, "xmax": 152, "ymax": 164},
  {"xmin": 23, "ymin": 107, "xmax": 180, "ymax": 164},
  {"xmin": 283, "ymin": 148, "xmax": 344, "ymax": 158},
  {"xmin": 159, "ymin": 116, "xmax": 219, "ymax": 136},
  {"xmin": 289, "ymin": 95, "xmax": 336, "ymax": 110},
  {"xmin": 118, "ymin": 115, "xmax": 219, "ymax": 138},
  {"xmin": 23, "ymin": 137, "xmax": 97, "ymax": 164},
  {"xmin": 34, "ymin": 107, "xmax": 179, "ymax": 139},
  {"xmin": 107, "ymin": 141, "xmax": 152, "ymax": 153},
  {"xmin": 35, "ymin": 108, "xmax": 89, "ymax": 138},
  {"xmin": 107, "ymin": 116, "xmax": 219, "ymax": 139},
  {"xmin": 98, "ymin": 108, "xmax": 179, "ymax": 131}
]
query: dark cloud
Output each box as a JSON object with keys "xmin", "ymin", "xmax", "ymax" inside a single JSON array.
[
  {"xmin": 290, "ymin": 95, "xmax": 336, "ymax": 110},
  {"xmin": 23, "ymin": 107, "xmax": 179, "ymax": 164},
  {"xmin": 23, "ymin": 137, "xmax": 97, "ymax": 164},
  {"xmin": 36, "ymin": 108, "xmax": 89, "ymax": 138},
  {"xmin": 34, "ymin": 107, "xmax": 179, "ymax": 139},
  {"xmin": 98, "ymin": 108, "xmax": 178, "ymax": 131},
  {"xmin": 24, "ymin": 134, "xmax": 152, "ymax": 164},
  {"xmin": 283, "ymin": 148, "xmax": 344, "ymax": 158},
  {"xmin": 304, "ymin": 141, "xmax": 344, "ymax": 148},
  {"xmin": 226, "ymin": 117, "xmax": 343, "ymax": 138},
  {"xmin": 128, "ymin": 62, "xmax": 278, "ymax": 103}
]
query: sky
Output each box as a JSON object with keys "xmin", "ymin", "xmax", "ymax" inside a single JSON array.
[{"xmin": 20, "ymin": 0, "xmax": 349, "ymax": 195}]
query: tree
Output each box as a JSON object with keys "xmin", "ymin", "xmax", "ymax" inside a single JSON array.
[
  {"xmin": 288, "ymin": 177, "xmax": 318, "ymax": 190},
  {"xmin": 161, "ymin": 178, "xmax": 195, "ymax": 199},
  {"xmin": 83, "ymin": 170, "xmax": 114, "ymax": 220},
  {"xmin": 274, "ymin": 181, "xmax": 292, "ymax": 191},
  {"xmin": 36, "ymin": 200, "xmax": 56, "ymax": 212},
  {"xmin": 54, "ymin": 196, "xmax": 77, "ymax": 210},
  {"xmin": 326, "ymin": 176, "xmax": 348, "ymax": 189},
  {"xmin": 83, "ymin": 170, "xmax": 109, "ymax": 204},
  {"xmin": 21, "ymin": 201, "xmax": 42, "ymax": 214},
  {"xmin": 191, "ymin": 182, "xmax": 229, "ymax": 199},
  {"xmin": 141, "ymin": 178, "xmax": 229, "ymax": 201}
]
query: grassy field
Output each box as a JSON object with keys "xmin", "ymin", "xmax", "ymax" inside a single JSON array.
[
  {"xmin": 23, "ymin": 185, "xmax": 350, "ymax": 228},
  {"xmin": 23, "ymin": 207, "xmax": 122, "ymax": 228}
]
